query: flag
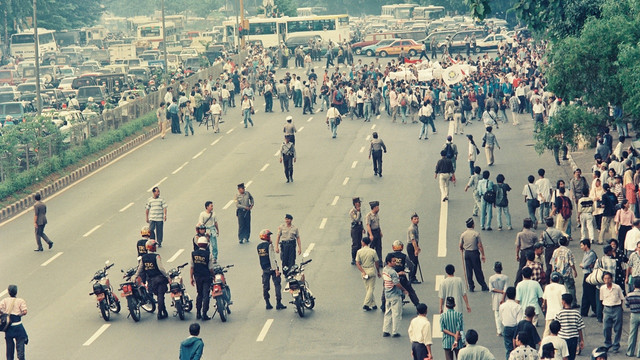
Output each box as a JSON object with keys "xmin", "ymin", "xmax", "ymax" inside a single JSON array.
[{"xmin": 443, "ymin": 65, "xmax": 464, "ymax": 85}]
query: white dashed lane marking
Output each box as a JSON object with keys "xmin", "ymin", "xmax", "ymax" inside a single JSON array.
[
  {"xmin": 119, "ymin": 202, "xmax": 134, "ymax": 212},
  {"xmin": 172, "ymin": 161, "xmax": 189, "ymax": 174},
  {"xmin": 331, "ymin": 196, "xmax": 339, "ymax": 206},
  {"xmin": 83, "ymin": 224, "xmax": 102, "ymax": 237},
  {"xmin": 41, "ymin": 252, "xmax": 63, "ymax": 267},
  {"xmin": 351, "ymin": 161, "xmax": 358, "ymax": 168},
  {"xmin": 167, "ymin": 249, "xmax": 184, "ymax": 263},
  {"xmin": 83, "ymin": 324, "xmax": 111, "ymax": 346},
  {"xmin": 342, "ymin": 177, "xmax": 350, "ymax": 185},
  {"xmin": 223, "ymin": 200, "xmax": 234, "ymax": 210},
  {"xmin": 227, "ymin": 128, "xmax": 235, "ymax": 134},
  {"xmin": 192, "ymin": 148, "xmax": 207, "ymax": 159},
  {"xmin": 147, "ymin": 176, "xmax": 167, "ymax": 192},
  {"xmin": 260, "ymin": 164, "xmax": 270, "ymax": 172},
  {"xmin": 256, "ymin": 319, "xmax": 274, "ymax": 342},
  {"xmin": 319, "ymin": 218, "xmax": 327, "ymax": 229}
]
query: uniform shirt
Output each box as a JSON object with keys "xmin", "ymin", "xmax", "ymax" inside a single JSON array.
[
  {"xmin": 600, "ymin": 283, "xmax": 625, "ymax": 306},
  {"xmin": 382, "ymin": 265, "xmax": 402, "ymax": 298},
  {"xmin": 355, "ymin": 246, "xmax": 378, "ymax": 269},
  {"xmin": 516, "ymin": 279, "xmax": 543, "ymax": 315},
  {"xmin": 134, "ymin": 252, "xmax": 168, "ymax": 279},
  {"xmin": 440, "ymin": 308, "xmax": 465, "ymax": 350},
  {"xmin": 489, "ymin": 273, "xmax": 509, "ymax": 311},
  {"xmin": 145, "ymin": 196, "xmax": 167, "ymax": 222},
  {"xmin": 460, "ymin": 229, "xmax": 482, "ymax": 251},
  {"xmin": 189, "ymin": 248, "xmax": 215, "ymax": 274},
  {"xmin": 458, "ymin": 344, "xmax": 496, "ymax": 360},
  {"xmin": 407, "ymin": 223, "xmax": 419, "ymax": 245},
  {"xmin": 136, "ymin": 238, "xmax": 148, "ymax": 257},
  {"xmin": 542, "ymin": 283, "xmax": 567, "ymax": 320},
  {"xmin": 550, "ymin": 246, "xmax": 575, "ymax": 277},
  {"xmin": 499, "ymin": 299, "xmax": 523, "ymax": 327},
  {"xmin": 235, "ymin": 191, "xmax": 254, "ymax": 210},
  {"xmin": 277, "ymin": 224, "xmax": 299, "ymax": 242},
  {"xmin": 366, "ymin": 211, "xmax": 380, "ymax": 231},
  {"xmin": 349, "ymin": 207, "xmax": 362, "ymax": 226},
  {"xmin": 408, "ymin": 315, "xmax": 433, "ymax": 346},
  {"xmin": 198, "ymin": 210, "xmax": 218, "ymax": 237},
  {"xmin": 369, "ymin": 138, "xmax": 387, "ymax": 155},
  {"xmin": 508, "ymin": 345, "xmax": 539, "ymax": 360},
  {"xmin": 539, "ymin": 336, "xmax": 569, "ymax": 360},
  {"xmin": 280, "ymin": 142, "xmax": 296, "ymax": 158},
  {"xmin": 516, "ymin": 229, "xmax": 538, "ymax": 251}
]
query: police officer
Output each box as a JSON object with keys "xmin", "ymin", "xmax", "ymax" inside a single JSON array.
[
  {"xmin": 134, "ymin": 240, "xmax": 171, "ymax": 319},
  {"xmin": 459, "ymin": 218, "xmax": 489, "ymax": 292},
  {"xmin": 407, "ymin": 213, "xmax": 422, "ymax": 284},
  {"xmin": 190, "ymin": 236, "xmax": 214, "ymax": 320},
  {"xmin": 192, "ymin": 225, "xmax": 209, "ymax": 251},
  {"xmin": 366, "ymin": 201, "xmax": 383, "ymax": 265},
  {"xmin": 349, "ymin": 197, "xmax": 365, "ymax": 265},
  {"xmin": 137, "ymin": 226, "xmax": 151, "ymax": 257},
  {"xmin": 257, "ymin": 229, "xmax": 287, "ymax": 310},
  {"xmin": 283, "ymin": 116, "xmax": 297, "ymax": 144},
  {"xmin": 275, "ymin": 214, "xmax": 301, "ymax": 270},
  {"xmin": 280, "ymin": 135, "xmax": 296, "ymax": 183},
  {"xmin": 236, "ymin": 183, "xmax": 254, "ymax": 244},
  {"xmin": 381, "ymin": 240, "xmax": 420, "ymax": 308}
]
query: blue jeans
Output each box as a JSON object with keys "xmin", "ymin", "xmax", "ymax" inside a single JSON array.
[
  {"xmin": 330, "ymin": 119, "xmax": 338, "ymax": 138},
  {"xmin": 469, "ymin": 161, "xmax": 475, "ymax": 176},
  {"xmin": 628, "ymin": 312, "xmax": 640, "ymax": 356},
  {"xmin": 364, "ymin": 102, "xmax": 371, "ymax": 121},
  {"xmin": 503, "ymin": 325, "xmax": 517, "ymax": 359},
  {"xmin": 243, "ymin": 109, "xmax": 253, "ymax": 127},
  {"xmin": 604, "ymin": 305, "xmax": 623, "ymax": 350},
  {"xmin": 222, "ymin": 99, "xmax": 229, "ymax": 114},
  {"xmin": 496, "ymin": 206, "xmax": 512, "ymax": 228},
  {"xmin": 426, "ymin": 116, "xmax": 436, "ymax": 132},
  {"xmin": 480, "ymin": 199, "xmax": 493, "ymax": 228},
  {"xmin": 539, "ymin": 202, "xmax": 551, "ymax": 222},
  {"xmin": 527, "ymin": 199, "xmax": 538, "ymax": 224},
  {"xmin": 419, "ymin": 123, "xmax": 429, "ymax": 139},
  {"xmin": 385, "ymin": 97, "xmax": 390, "ymax": 115},
  {"xmin": 400, "ymin": 106, "xmax": 407, "ymax": 123},
  {"xmin": 210, "ymin": 235, "xmax": 218, "ymax": 260}
]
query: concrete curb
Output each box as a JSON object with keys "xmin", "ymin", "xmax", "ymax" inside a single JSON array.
[{"xmin": 0, "ymin": 126, "xmax": 160, "ymax": 223}]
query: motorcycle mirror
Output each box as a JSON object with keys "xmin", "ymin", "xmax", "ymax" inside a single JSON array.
[{"xmin": 105, "ymin": 260, "xmax": 110, "ymax": 265}]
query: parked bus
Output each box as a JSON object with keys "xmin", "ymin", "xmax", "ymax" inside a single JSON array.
[
  {"xmin": 413, "ymin": 5, "xmax": 445, "ymax": 20},
  {"xmin": 224, "ymin": 17, "xmax": 283, "ymax": 48},
  {"xmin": 380, "ymin": 4, "xmax": 419, "ymax": 20},
  {"xmin": 137, "ymin": 22, "xmax": 177, "ymax": 48},
  {"xmin": 10, "ymin": 28, "xmax": 57, "ymax": 59},
  {"xmin": 282, "ymin": 14, "xmax": 350, "ymax": 43}
]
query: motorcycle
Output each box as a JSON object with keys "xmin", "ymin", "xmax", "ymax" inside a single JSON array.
[
  {"xmin": 89, "ymin": 261, "xmax": 121, "ymax": 321},
  {"xmin": 119, "ymin": 266, "xmax": 156, "ymax": 322},
  {"xmin": 168, "ymin": 263, "xmax": 193, "ymax": 320},
  {"xmin": 211, "ymin": 264, "xmax": 234, "ymax": 322},
  {"xmin": 284, "ymin": 258, "xmax": 315, "ymax": 318}
]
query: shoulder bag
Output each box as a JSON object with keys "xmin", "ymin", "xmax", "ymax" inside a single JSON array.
[
  {"xmin": 528, "ymin": 185, "xmax": 541, "ymax": 209},
  {"xmin": 0, "ymin": 298, "xmax": 17, "ymax": 332}
]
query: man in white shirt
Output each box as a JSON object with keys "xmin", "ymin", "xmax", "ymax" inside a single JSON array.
[
  {"xmin": 536, "ymin": 168, "xmax": 553, "ymax": 222},
  {"xmin": 625, "ymin": 220, "xmax": 640, "ymax": 255},
  {"xmin": 326, "ymin": 106, "xmax": 341, "ymax": 139},
  {"xmin": 500, "ymin": 286, "xmax": 523, "ymax": 359},
  {"xmin": 542, "ymin": 272, "xmax": 567, "ymax": 337},
  {"xmin": 209, "ymin": 98, "xmax": 222, "ymax": 133},
  {"xmin": 198, "ymin": 201, "xmax": 219, "ymax": 263},
  {"xmin": 408, "ymin": 303, "xmax": 432, "ymax": 360},
  {"xmin": 539, "ymin": 320, "xmax": 569, "ymax": 360}
]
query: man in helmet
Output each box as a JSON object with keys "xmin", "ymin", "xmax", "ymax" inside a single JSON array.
[
  {"xmin": 275, "ymin": 214, "xmax": 301, "ymax": 270},
  {"xmin": 137, "ymin": 226, "xmax": 151, "ymax": 257},
  {"xmin": 257, "ymin": 229, "xmax": 287, "ymax": 310},
  {"xmin": 134, "ymin": 240, "xmax": 171, "ymax": 319},
  {"xmin": 381, "ymin": 240, "xmax": 420, "ymax": 309},
  {"xmin": 192, "ymin": 225, "xmax": 209, "ymax": 251},
  {"xmin": 190, "ymin": 236, "xmax": 215, "ymax": 320},
  {"xmin": 283, "ymin": 115, "xmax": 296, "ymax": 144}
]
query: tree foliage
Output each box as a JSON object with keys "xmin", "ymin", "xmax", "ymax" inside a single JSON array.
[
  {"xmin": 534, "ymin": 105, "xmax": 602, "ymax": 154},
  {"xmin": 512, "ymin": 0, "xmax": 602, "ymax": 39},
  {"xmin": 2, "ymin": 0, "xmax": 104, "ymax": 31}
]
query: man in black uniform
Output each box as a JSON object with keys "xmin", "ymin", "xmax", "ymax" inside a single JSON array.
[
  {"xmin": 280, "ymin": 135, "xmax": 296, "ymax": 183},
  {"xmin": 137, "ymin": 226, "xmax": 151, "ymax": 257},
  {"xmin": 134, "ymin": 240, "xmax": 171, "ymax": 319},
  {"xmin": 192, "ymin": 225, "xmax": 209, "ymax": 251},
  {"xmin": 381, "ymin": 240, "xmax": 420, "ymax": 309},
  {"xmin": 257, "ymin": 229, "xmax": 287, "ymax": 310},
  {"xmin": 190, "ymin": 236, "xmax": 214, "ymax": 320},
  {"xmin": 349, "ymin": 197, "xmax": 365, "ymax": 265}
]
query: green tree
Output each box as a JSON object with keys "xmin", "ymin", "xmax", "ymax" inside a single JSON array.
[
  {"xmin": 511, "ymin": 0, "xmax": 602, "ymax": 39},
  {"xmin": 275, "ymin": 0, "xmax": 299, "ymax": 16},
  {"xmin": 534, "ymin": 105, "xmax": 602, "ymax": 155}
]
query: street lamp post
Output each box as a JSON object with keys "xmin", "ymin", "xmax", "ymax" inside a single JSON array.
[
  {"xmin": 161, "ymin": 0, "xmax": 168, "ymax": 75},
  {"xmin": 33, "ymin": 0, "xmax": 42, "ymax": 115}
]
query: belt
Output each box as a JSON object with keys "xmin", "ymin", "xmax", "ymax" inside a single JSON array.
[
  {"xmin": 281, "ymin": 240, "xmax": 295, "ymax": 244},
  {"xmin": 10, "ymin": 322, "xmax": 21, "ymax": 326},
  {"xmin": 605, "ymin": 304, "xmax": 622, "ymax": 308}
]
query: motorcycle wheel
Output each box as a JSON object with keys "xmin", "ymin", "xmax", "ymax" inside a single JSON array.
[
  {"xmin": 99, "ymin": 299, "xmax": 110, "ymax": 321},
  {"xmin": 141, "ymin": 293, "xmax": 156, "ymax": 313},
  {"xmin": 303, "ymin": 289, "xmax": 315, "ymax": 309},
  {"xmin": 109, "ymin": 294, "xmax": 121, "ymax": 313},
  {"xmin": 295, "ymin": 296, "xmax": 305, "ymax": 318},
  {"xmin": 184, "ymin": 295, "xmax": 193, "ymax": 312},
  {"xmin": 216, "ymin": 297, "xmax": 228, "ymax": 322},
  {"xmin": 127, "ymin": 297, "xmax": 141, "ymax": 322},
  {"xmin": 176, "ymin": 299, "xmax": 185, "ymax": 320}
]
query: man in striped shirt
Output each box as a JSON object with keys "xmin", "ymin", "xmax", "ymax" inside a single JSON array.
[
  {"xmin": 554, "ymin": 294, "xmax": 584, "ymax": 360},
  {"xmin": 146, "ymin": 187, "xmax": 168, "ymax": 247},
  {"xmin": 382, "ymin": 253, "xmax": 407, "ymax": 338},
  {"xmin": 625, "ymin": 279, "xmax": 640, "ymax": 357}
]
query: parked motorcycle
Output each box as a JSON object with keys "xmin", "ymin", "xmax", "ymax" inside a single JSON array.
[
  {"xmin": 284, "ymin": 258, "xmax": 315, "ymax": 318},
  {"xmin": 89, "ymin": 261, "xmax": 121, "ymax": 321},
  {"xmin": 168, "ymin": 263, "xmax": 193, "ymax": 320},
  {"xmin": 211, "ymin": 264, "xmax": 234, "ymax": 322},
  {"xmin": 119, "ymin": 266, "xmax": 156, "ymax": 322}
]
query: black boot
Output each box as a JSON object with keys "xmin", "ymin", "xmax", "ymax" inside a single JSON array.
[
  {"xmin": 196, "ymin": 311, "xmax": 201, "ymax": 320},
  {"xmin": 266, "ymin": 300, "xmax": 273, "ymax": 310},
  {"xmin": 276, "ymin": 301, "xmax": 287, "ymax": 310}
]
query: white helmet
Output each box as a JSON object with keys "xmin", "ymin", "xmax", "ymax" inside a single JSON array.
[{"xmin": 196, "ymin": 236, "xmax": 209, "ymax": 246}]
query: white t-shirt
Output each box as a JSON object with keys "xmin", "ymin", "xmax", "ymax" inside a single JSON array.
[
  {"xmin": 535, "ymin": 178, "xmax": 553, "ymax": 202},
  {"xmin": 539, "ymin": 336, "xmax": 569, "ymax": 360},
  {"xmin": 542, "ymin": 283, "xmax": 567, "ymax": 320},
  {"xmin": 210, "ymin": 103, "xmax": 222, "ymax": 115}
]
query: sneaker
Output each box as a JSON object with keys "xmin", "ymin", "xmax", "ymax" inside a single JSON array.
[
  {"xmin": 382, "ymin": 332, "xmax": 391, "ymax": 337},
  {"xmin": 372, "ymin": 305, "xmax": 378, "ymax": 310},
  {"xmin": 392, "ymin": 333, "xmax": 401, "ymax": 338},
  {"xmin": 363, "ymin": 305, "xmax": 371, "ymax": 311}
]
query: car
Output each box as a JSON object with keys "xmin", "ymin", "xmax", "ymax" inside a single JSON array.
[
  {"xmin": 43, "ymin": 109, "xmax": 87, "ymax": 143},
  {"xmin": 140, "ymin": 53, "xmax": 157, "ymax": 62},
  {"xmin": 59, "ymin": 67, "xmax": 77, "ymax": 78},
  {"xmin": 78, "ymin": 64, "xmax": 100, "ymax": 75},
  {"xmin": 72, "ymin": 75, "xmax": 99, "ymax": 90},
  {"xmin": 0, "ymin": 102, "xmax": 30, "ymax": 124},
  {"xmin": 19, "ymin": 93, "xmax": 53, "ymax": 110},
  {"xmin": 127, "ymin": 67, "xmax": 151, "ymax": 85},
  {"xmin": 375, "ymin": 39, "xmax": 422, "ymax": 57},
  {"xmin": 179, "ymin": 48, "xmax": 199, "ymax": 61},
  {"xmin": 121, "ymin": 58, "xmax": 142, "ymax": 68},
  {"xmin": 76, "ymin": 85, "xmax": 108, "ymax": 110},
  {"xmin": 474, "ymin": 33, "xmax": 511, "ymax": 52},
  {"xmin": 0, "ymin": 91, "xmax": 20, "ymax": 104},
  {"xmin": 351, "ymin": 33, "xmax": 398, "ymax": 55},
  {"xmin": 437, "ymin": 29, "xmax": 487, "ymax": 51},
  {"xmin": 17, "ymin": 83, "xmax": 38, "ymax": 94},
  {"xmin": 42, "ymin": 89, "xmax": 66, "ymax": 109},
  {"xmin": 58, "ymin": 77, "xmax": 77, "ymax": 90},
  {"xmin": 284, "ymin": 34, "xmax": 322, "ymax": 53},
  {"xmin": 361, "ymin": 39, "xmax": 397, "ymax": 57},
  {"xmin": 0, "ymin": 70, "xmax": 24, "ymax": 86}
]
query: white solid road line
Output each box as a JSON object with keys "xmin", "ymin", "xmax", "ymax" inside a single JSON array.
[
  {"xmin": 119, "ymin": 202, "xmax": 134, "ymax": 212},
  {"xmin": 351, "ymin": 161, "xmax": 358, "ymax": 168},
  {"xmin": 260, "ymin": 164, "xmax": 270, "ymax": 172},
  {"xmin": 227, "ymin": 128, "xmax": 235, "ymax": 134},
  {"xmin": 83, "ymin": 324, "xmax": 111, "ymax": 346},
  {"xmin": 256, "ymin": 319, "xmax": 274, "ymax": 342},
  {"xmin": 223, "ymin": 199, "xmax": 235, "ymax": 210},
  {"xmin": 245, "ymin": 180, "xmax": 253, "ymax": 188},
  {"xmin": 172, "ymin": 161, "xmax": 189, "ymax": 174},
  {"xmin": 147, "ymin": 176, "xmax": 168, "ymax": 192},
  {"xmin": 307, "ymin": 116, "xmax": 313, "ymax": 122},
  {"xmin": 167, "ymin": 249, "xmax": 184, "ymax": 263},
  {"xmin": 211, "ymin": 138, "xmax": 221, "ymax": 146},
  {"xmin": 41, "ymin": 252, "xmax": 63, "ymax": 267},
  {"xmin": 274, "ymin": 150, "xmax": 280, "ymax": 157},
  {"xmin": 192, "ymin": 148, "xmax": 207, "ymax": 159},
  {"xmin": 342, "ymin": 177, "xmax": 349, "ymax": 185},
  {"xmin": 434, "ymin": 275, "xmax": 445, "ymax": 291},
  {"xmin": 438, "ymin": 202, "xmax": 447, "ymax": 258},
  {"xmin": 331, "ymin": 196, "xmax": 339, "ymax": 206},
  {"xmin": 360, "ymin": 146, "xmax": 365, "ymax": 153},
  {"xmin": 371, "ymin": 124, "xmax": 376, "ymax": 130},
  {"xmin": 0, "ymin": 133, "xmax": 161, "ymax": 228},
  {"xmin": 298, "ymin": 126, "xmax": 304, "ymax": 132},
  {"xmin": 432, "ymin": 315, "xmax": 443, "ymax": 338},
  {"xmin": 83, "ymin": 224, "xmax": 102, "ymax": 237},
  {"xmin": 303, "ymin": 243, "xmax": 315, "ymax": 257},
  {"xmin": 319, "ymin": 218, "xmax": 327, "ymax": 229}
]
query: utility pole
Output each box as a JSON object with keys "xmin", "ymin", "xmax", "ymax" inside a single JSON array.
[
  {"xmin": 33, "ymin": 0, "xmax": 42, "ymax": 115},
  {"xmin": 161, "ymin": 0, "xmax": 168, "ymax": 75},
  {"xmin": 234, "ymin": 0, "xmax": 240, "ymax": 49},
  {"xmin": 240, "ymin": 0, "xmax": 245, "ymax": 49}
]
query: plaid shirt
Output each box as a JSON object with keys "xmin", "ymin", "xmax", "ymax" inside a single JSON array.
[
  {"xmin": 525, "ymin": 260, "xmax": 544, "ymax": 285},
  {"xmin": 551, "ymin": 246, "xmax": 575, "ymax": 277}
]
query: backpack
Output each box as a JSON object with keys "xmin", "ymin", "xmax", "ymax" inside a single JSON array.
[
  {"xmin": 335, "ymin": 90, "xmax": 344, "ymax": 102},
  {"xmin": 482, "ymin": 181, "xmax": 496, "ymax": 204},
  {"xmin": 496, "ymin": 184, "xmax": 508, "ymax": 207},
  {"xmin": 560, "ymin": 196, "xmax": 572, "ymax": 220},
  {"xmin": 400, "ymin": 97, "xmax": 407, "ymax": 107},
  {"xmin": 444, "ymin": 143, "xmax": 454, "ymax": 159}
]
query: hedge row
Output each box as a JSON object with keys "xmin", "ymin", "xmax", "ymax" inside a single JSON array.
[{"xmin": 0, "ymin": 112, "xmax": 158, "ymax": 201}]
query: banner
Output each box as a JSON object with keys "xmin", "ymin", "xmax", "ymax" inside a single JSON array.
[{"xmin": 442, "ymin": 65, "xmax": 464, "ymax": 85}]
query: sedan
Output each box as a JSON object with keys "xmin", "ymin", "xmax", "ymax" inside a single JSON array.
[{"xmin": 375, "ymin": 39, "xmax": 422, "ymax": 58}]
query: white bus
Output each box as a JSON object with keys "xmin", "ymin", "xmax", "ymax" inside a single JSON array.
[
  {"xmin": 137, "ymin": 22, "xmax": 177, "ymax": 48},
  {"xmin": 413, "ymin": 6, "xmax": 445, "ymax": 20},
  {"xmin": 10, "ymin": 28, "xmax": 57, "ymax": 59},
  {"xmin": 381, "ymin": 4, "xmax": 419, "ymax": 20},
  {"xmin": 283, "ymin": 14, "xmax": 350, "ymax": 43}
]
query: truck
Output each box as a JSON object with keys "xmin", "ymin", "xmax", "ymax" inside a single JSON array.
[{"xmin": 109, "ymin": 44, "xmax": 137, "ymax": 63}]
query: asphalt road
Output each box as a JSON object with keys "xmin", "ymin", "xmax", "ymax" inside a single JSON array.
[{"xmin": 0, "ymin": 54, "xmax": 608, "ymax": 360}]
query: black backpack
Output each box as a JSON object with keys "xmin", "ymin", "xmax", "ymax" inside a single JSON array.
[{"xmin": 444, "ymin": 143, "xmax": 455, "ymax": 159}]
